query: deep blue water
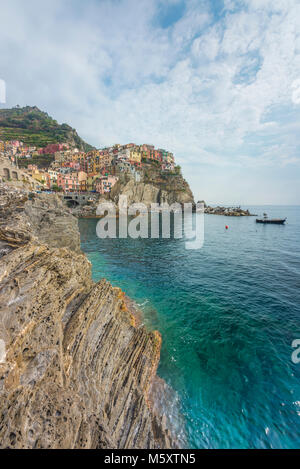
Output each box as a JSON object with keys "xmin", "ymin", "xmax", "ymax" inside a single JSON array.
[{"xmin": 79, "ymin": 206, "xmax": 300, "ymax": 449}]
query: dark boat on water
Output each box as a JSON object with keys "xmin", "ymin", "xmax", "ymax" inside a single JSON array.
[{"xmin": 256, "ymin": 213, "xmax": 287, "ymax": 225}]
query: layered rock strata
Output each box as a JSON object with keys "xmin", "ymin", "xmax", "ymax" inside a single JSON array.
[
  {"xmin": 0, "ymin": 186, "xmax": 176, "ymax": 449},
  {"xmin": 110, "ymin": 176, "xmax": 195, "ymax": 208}
]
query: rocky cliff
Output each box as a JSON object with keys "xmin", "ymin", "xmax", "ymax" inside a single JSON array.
[
  {"xmin": 110, "ymin": 164, "xmax": 194, "ymax": 208},
  {"xmin": 0, "ymin": 186, "xmax": 176, "ymax": 449},
  {"xmin": 111, "ymin": 179, "xmax": 194, "ymax": 207}
]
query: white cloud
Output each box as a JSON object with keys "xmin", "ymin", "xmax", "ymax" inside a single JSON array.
[
  {"xmin": 192, "ymin": 27, "xmax": 221, "ymax": 61},
  {"xmin": 292, "ymin": 79, "xmax": 300, "ymax": 104},
  {"xmin": 0, "ymin": 0, "xmax": 300, "ymax": 203}
]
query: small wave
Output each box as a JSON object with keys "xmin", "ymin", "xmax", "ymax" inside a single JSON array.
[{"xmin": 137, "ymin": 299, "xmax": 149, "ymax": 307}]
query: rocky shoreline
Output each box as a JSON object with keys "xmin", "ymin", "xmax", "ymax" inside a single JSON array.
[
  {"xmin": 204, "ymin": 205, "xmax": 255, "ymax": 217},
  {"xmin": 0, "ymin": 184, "xmax": 178, "ymax": 449}
]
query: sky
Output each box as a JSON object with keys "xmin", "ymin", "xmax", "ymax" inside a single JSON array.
[{"xmin": 1, "ymin": 0, "xmax": 300, "ymax": 205}]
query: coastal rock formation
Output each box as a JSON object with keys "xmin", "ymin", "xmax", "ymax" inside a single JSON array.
[
  {"xmin": 111, "ymin": 180, "xmax": 162, "ymax": 206},
  {"xmin": 0, "ymin": 185, "xmax": 176, "ymax": 449},
  {"xmin": 204, "ymin": 205, "xmax": 254, "ymax": 216},
  {"xmin": 24, "ymin": 193, "xmax": 81, "ymax": 252},
  {"xmin": 111, "ymin": 177, "xmax": 194, "ymax": 208}
]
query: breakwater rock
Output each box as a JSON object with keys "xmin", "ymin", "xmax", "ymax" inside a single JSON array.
[
  {"xmin": 0, "ymin": 185, "xmax": 177, "ymax": 449},
  {"xmin": 204, "ymin": 205, "xmax": 254, "ymax": 216}
]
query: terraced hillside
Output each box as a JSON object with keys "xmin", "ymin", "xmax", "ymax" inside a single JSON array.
[{"xmin": 0, "ymin": 106, "xmax": 93, "ymax": 151}]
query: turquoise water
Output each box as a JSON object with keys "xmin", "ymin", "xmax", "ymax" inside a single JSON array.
[{"xmin": 79, "ymin": 206, "xmax": 300, "ymax": 449}]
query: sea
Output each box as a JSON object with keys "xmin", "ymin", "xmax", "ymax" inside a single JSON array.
[{"xmin": 78, "ymin": 205, "xmax": 300, "ymax": 449}]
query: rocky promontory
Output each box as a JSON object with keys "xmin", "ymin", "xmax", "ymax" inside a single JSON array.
[
  {"xmin": 0, "ymin": 185, "xmax": 177, "ymax": 449},
  {"xmin": 110, "ymin": 164, "xmax": 195, "ymax": 208},
  {"xmin": 70, "ymin": 174, "xmax": 195, "ymax": 218}
]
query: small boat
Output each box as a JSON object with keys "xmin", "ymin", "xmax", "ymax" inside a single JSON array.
[{"xmin": 256, "ymin": 213, "xmax": 287, "ymax": 225}]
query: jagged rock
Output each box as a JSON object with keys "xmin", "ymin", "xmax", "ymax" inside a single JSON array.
[
  {"xmin": 24, "ymin": 194, "xmax": 81, "ymax": 252},
  {"xmin": 112, "ymin": 180, "xmax": 161, "ymax": 206},
  {"xmin": 0, "ymin": 185, "xmax": 177, "ymax": 449},
  {"xmin": 111, "ymin": 178, "xmax": 194, "ymax": 208},
  {"xmin": 204, "ymin": 205, "xmax": 254, "ymax": 216}
]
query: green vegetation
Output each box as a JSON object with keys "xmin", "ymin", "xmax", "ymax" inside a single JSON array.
[
  {"xmin": 18, "ymin": 154, "xmax": 55, "ymax": 170},
  {"xmin": 0, "ymin": 106, "xmax": 94, "ymax": 151},
  {"xmin": 52, "ymin": 185, "xmax": 63, "ymax": 192}
]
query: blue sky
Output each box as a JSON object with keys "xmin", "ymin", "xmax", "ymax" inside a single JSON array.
[{"xmin": 1, "ymin": 0, "xmax": 300, "ymax": 204}]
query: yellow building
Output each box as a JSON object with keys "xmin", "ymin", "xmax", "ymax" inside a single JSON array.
[
  {"xmin": 72, "ymin": 152, "xmax": 85, "ymax": 162},
  {"xmin": 32, "ymin": 170, "xmax": 47, "ymax": 185},
  {"xmin": 86, "ymin": 173, "xmax": 100, "ymax": 191},
  {"xmin": 129, "ymin": 149, "xmax": 142, "ymax": 164}
]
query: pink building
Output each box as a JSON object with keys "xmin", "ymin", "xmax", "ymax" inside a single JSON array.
[
  {"xmin": 140, "ymin": 144, "xmax": 155, "ymax": 152},
  {"xmin": 38, "ymin": 143, "xmax": 67, "ymax": 155},
  {"xmin": 45, "ymin": 173, "xmax": 51, "ymax": 190},
  {"xmin": 56, "ymin": 170, "xmax": 87, "ymax": 192},
  {"xmin": 96, "ymin": 176, "xmax": 118, "ymax": 195},
  {"xmin": 28, "ymin": 164, "xmax": 38, "ymax": 172},
  {"xmin": 62, "ymin": 161, "xmax": 80, "ymax": 170},
  {"xmin": 57, "ymin": 173, "xmax": 80, "ymax": 192},
  {"xmin": 11, "ymin": 140, "xmax": 22, "ymax": 148}
]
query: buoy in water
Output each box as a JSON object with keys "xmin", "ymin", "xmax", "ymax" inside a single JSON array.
[{"xmin": 225, "ymin": 225, "xmax": 229, "ymax": 230}]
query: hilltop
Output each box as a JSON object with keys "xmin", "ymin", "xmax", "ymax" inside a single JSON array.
[{"xmin": 0, "ymin": 106, "xmax": 93, "ymax": 151}]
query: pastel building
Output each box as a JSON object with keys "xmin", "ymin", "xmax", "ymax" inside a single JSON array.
[
  {"xmin": 31, "ymin": 169, "xmax": 47, "ymax": 185},
  {"xmin": 116, "ymin": 149, "xmax": 130, "ymax": 161},
  {"xmin": 159, "ymin": 149, "xmax": 174, "ymax": 164},
  {"xmin": 86, "ymin": 173, "xmax": 99, "ymax": 192},
  {"xmin": 140, "ymin": 144, "xmax": 155, "ymax": 152},
  {"xmin": 45, "ymin": 173, "xmax": 51, "ymax": 189},
  {"xmin": 96, "ymin": 175, "xmax": 118, "ymax": 194},
  {"xmin": 57, "ymin": 173, "xmax": 80, "ymax": 192},
  {"xmin": 114, "ymin": 159, "xmax": 131, "ymax": 173},
  {"xmin": 48, "ymin": 170, "xmax": 58, "ymax": 182},
  {"xmin": 28, "ymin": 164, "xmax": 38, "ymax": 173},
  {"xmin": 11, "ymin": 140, "xmax": 22, "ymax": 148},
  {"xmin": 129, "ymin": 149, "xmax": 142, "ymax": 164},
  {"xmin": 77, "ymin": 171, "xmax": 87, "ymax": 191},
  {"xmin": 139, "ymin": 146, "xmax": 161, "ymax": 163}
]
